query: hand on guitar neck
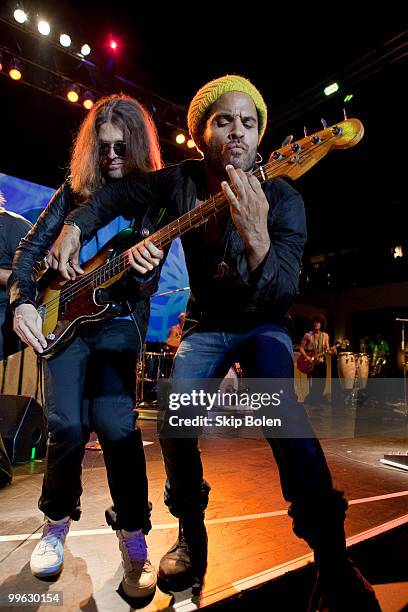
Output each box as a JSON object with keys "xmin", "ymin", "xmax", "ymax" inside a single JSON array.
[{"xmin": 48, "ymin": 225, "xmax": 163, "ymax": 280}]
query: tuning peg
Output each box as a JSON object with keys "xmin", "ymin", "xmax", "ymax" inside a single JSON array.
[
  {"xmin": 320, "ymin": 118, "xmax": 328, "ymax": 129},
  {"xmin": 303, "ymin": 126, "xmax": 308, "ymax": 137},
  {"xmin": 343, "ymin": 107, "xmax": 348, "ymax": 120},
  {"xmin": 281, "ymin": 134, "xmax": 293, "ymax": 147}
]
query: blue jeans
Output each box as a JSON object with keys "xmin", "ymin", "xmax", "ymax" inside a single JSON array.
[
  {"xmin": 160, "ymin": 324, "xmax": 335, "ymax": 528},
  {"xmin": 40, "ymin": 319, "xmax": 151, "ymax": 531}
]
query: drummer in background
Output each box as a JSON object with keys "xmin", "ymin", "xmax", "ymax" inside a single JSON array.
[
  {"xmin": 165, "ymin": 312, "xmax": 186, "ymax": 354},
  {"xmin": 300, "ymin": 314, "xmax": 337, "ymax": 405},
  {"xmin": 359, "ymin": 335, "xmax": 372, "ymax": 355}
]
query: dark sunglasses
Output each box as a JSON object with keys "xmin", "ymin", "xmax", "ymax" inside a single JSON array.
[{"xmin": 99, "ymin": 141, "xmax": 127, "ymax": 157}]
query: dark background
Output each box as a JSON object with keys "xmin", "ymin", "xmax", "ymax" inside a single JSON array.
[{"xmin": 1, "ymin": 3, "xmax": 407, "ymax": 255}]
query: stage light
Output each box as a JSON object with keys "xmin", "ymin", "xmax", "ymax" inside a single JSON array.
[
  {"xmin": 13, "ymin": 9, "xmax": 27, "ymax": 24},
  {"xmin": 38, "ymin": 20, "xmax": 50, "ymax": 36},
  {"xmin": 82, "ymin": 91, "xmax": 95, "ymax": 110},
  {"xmin": 81, "ymin": 44, "xmax": 91, "ymax": 56},
  {"xmin": 66, "ymin": 83, "xmax": 80, "ymax": 103},
  {"xmin": 9, "ymin": 58, "xmax": 22, "ymax": 80},
  {"xmin": 109, "ymin": 39, "xmax": 117, "ymax": 50},
  {"xmin": 0, "ymin": 51, "xmax": 3, "ymax": 72},
  {"xmin": 187, "ymin": 139, "xmax": 195, "ymax": 149},
  {"xmin": 176, "ymin": 133, "xmax": 186, "ymax": 145},
  {"xmin": 344, "ymin": 94, "xmax": 354, "ymax": 103},
  {"xmin": 59, "ymin": 34, "xmax": 71, "ymax": 48},
  {"xmin": 324, "ymin": 82, "xmax": 339, "ymax": 96},
  {"xmin": 393, "ymin": 245, "xmax": 403, "ymax": 259}
]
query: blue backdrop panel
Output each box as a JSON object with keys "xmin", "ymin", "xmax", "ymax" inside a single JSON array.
[{"xmin": 0, "ymin": 172, "xmax": 189, "ymax": 341}]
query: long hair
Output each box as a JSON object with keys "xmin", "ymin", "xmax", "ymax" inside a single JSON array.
[{"xmin": 70, "ymin": 94, "xmax": 162, "ymax": 197}]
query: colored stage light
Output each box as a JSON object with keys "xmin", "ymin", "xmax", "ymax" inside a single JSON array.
[
  {"xmin": 83, "ymin": 91, "xmax": 95, "ymax": 110},
  {"xmin": 67, "ymin": 84, "xmax": 80, "ymax": 103},
  {"xmin": 109, "ymin": 39, "xmax": 117, "ymax": 50},
  {"xmin": 38, "ymin": 20, "xmax": 50, "ymax": 36},
  {"xmin": 344, "ymin": 94, "xmax": 354, "ymax": 103},
  {"xmin": 81, "ymin": 44, "xmax": 91, "ymax": 56},
  {"xmin": 176, "ymin": 133, "xmax": 186, "ymax": 145},
  {"xmin": 187, "ymin": 139, "xmax": 195, "ymax": 149},
  {"xmin": 60, "ymin": 34, "xmax": 71, "ymax": 47},
  {"xmin": 324, "ymin": 82, "xmax": 339, "ymax": 96},
  {"xmin": 14, "ymin": 9, "xmax": 27, "ymax": 24},
  {"xmin": 9, "ymin": 58, "xmax": 22, "ymax": 80}
]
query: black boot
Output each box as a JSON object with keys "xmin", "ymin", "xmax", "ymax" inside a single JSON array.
[
  {"xmin": 289, "ymin": 490, "xmax": 381, "ymax": 612},
  {"xmin": 158, "ymin": 515, "xmax": 207, "ymax": 591},
  {"xmin": 309, "ymin": 559, "xmax": 382, "ymax": 611}
]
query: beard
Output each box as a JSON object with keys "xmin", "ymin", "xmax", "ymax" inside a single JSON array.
[{"xmin": 203, "ymin": 142, "xmax": 257, "ymax": 179}]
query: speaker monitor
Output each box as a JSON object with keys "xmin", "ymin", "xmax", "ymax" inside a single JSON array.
[{"xmin": 0, "ymin": 395, "xmax": 46, "ymax": 464}]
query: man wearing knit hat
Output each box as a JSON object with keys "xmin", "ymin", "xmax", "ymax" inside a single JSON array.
[{"xmin": 45, "ymin": 75, "xmax": 380, "ymax": 610}]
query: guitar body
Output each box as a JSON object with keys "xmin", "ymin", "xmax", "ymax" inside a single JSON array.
[
  {"xmin": 37, "ymin": 227, "xmax": 137, "ymax": 359},
  {"xmin": 297, "ymin": 353, "xmax": 316, "ymax": 375}
]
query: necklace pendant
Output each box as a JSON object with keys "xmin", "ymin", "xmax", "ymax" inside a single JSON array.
[{"xmin": 214, "ymin": 261, "xmax": 230, "ymax": 279}]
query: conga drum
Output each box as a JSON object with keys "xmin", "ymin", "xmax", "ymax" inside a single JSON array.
[
  {"xmin": 355, "ymin": 353, "xmax": 369, "ymax": 389},
  {"xmin": 337, "ymin": 352, "xmax": 356, "ymax": 389}
]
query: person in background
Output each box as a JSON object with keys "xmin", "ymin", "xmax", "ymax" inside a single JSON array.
[
  {"xmin": 300, "ymin": 315, "xmax": 337, "ymax": 405},
  {"xmin": 0, "ymin": 192, "xmax": 32, "ymax": 359},
  {"xmin": 165, "ymin": 312, "xmax": 186, "ymax": 353}
]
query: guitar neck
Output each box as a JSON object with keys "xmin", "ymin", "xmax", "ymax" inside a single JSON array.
[{"xmin": 87, "ymin": 118, "xmax": 363, "ymax": 289}]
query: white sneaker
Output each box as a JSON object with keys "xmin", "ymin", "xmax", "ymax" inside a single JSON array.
[
  {"xmin": 30, "ymin": 516, "xmax": 70, "ymax": 577},
  {"xmin": 117, "ymin": 529, "xmax": 157, "ymax": 598}
]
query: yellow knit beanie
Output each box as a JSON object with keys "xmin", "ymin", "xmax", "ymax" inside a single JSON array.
[{"xmin": 187, "ymin": 74, "xmax": 268, "ymax": 148}]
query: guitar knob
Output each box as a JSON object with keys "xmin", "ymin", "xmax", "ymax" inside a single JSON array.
[
  {"xmin": 291, "ymin": 143, "xmax": 301, "ymax": 153},
  {"xmin": 332, "ymin": 126, "xmax": 343, "ymax": 136},
  {"xmin": 141, "ymin": 227, "xmax": 150, "ymax": 237},
  {"xmin": 272, "ymin": 151, "xmax": 283, "ymax": 160},
  {"xmin": 321, "ymin": 118, "xmax": 328, "ymax": 129},
  {"xmin": 311, "ymin": 135, "xmax": 321, "ymax": 144}
]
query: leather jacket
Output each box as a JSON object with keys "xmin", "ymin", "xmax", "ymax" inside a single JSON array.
[
  {"xmin": 8, "ymin": 179, "xmax": 163, "ymax": 335},
  {"xmin": 64, "ymin": 159, "xmax": 307, "ymax": 333}
]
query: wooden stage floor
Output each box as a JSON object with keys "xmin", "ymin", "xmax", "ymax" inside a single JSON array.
[{"xmin": 1, "ymin": 422, "xmax": 408, "ymax": 611}]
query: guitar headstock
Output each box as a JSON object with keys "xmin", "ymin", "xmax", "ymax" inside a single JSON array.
[{"xmin": 266, "ymin": 118, "xmax": 364, "ymax": 181}]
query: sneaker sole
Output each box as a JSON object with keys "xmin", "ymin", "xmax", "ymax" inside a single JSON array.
[{"xmin": 30, "ymin": 565, "xmax": 63, "ymax": 578}]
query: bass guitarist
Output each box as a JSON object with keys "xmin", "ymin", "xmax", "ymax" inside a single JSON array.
[
  {"xmin": 9, "ymin": 95, "xmax": 162, "ymax": 598},
  {"xmin": 299, "ymin": 314, "xmax": 337, "ymax": 405}
]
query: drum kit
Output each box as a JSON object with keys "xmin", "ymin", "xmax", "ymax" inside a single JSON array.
[
  {"xmin": 136, "ymin": 342, "xmax": 174, "ymax": 407},
  {"xmin": 136, "ymin": 286, "xmax": 189, "ymax": 407}
]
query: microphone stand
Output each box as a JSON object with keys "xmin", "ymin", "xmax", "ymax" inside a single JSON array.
[{"xmin": 380, "ymin": 318, "xmax": 408, "ymax": 470}]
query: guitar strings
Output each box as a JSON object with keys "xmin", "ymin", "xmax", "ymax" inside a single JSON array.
[{"xmin": 42, "ymin": 133, "xmax": 338, "ymax": 317}]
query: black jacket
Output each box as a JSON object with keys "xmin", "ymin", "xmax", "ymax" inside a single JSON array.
[
  {"xmin": 64, "ymin": 160, "xmax": 307, "ymax": 333},
  {"xmin": 8, "ymin": 180, "xmax": 160, "ymax": 336}
]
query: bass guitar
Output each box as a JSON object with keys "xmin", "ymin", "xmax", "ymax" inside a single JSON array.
[{"xmin": 37, "ymin": 118, "xmax": 364, "ymax": 358}]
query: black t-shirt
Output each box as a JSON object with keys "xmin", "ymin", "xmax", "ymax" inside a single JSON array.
[{"xmin": 0, "ymin": 210, "xmax": 32, "ymax": 308}]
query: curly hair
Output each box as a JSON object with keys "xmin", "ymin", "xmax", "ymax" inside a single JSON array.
[
  {"xmin": 310, "ymin": 314, "xmax": 327, "ymax": 331},
  {"xmin": 70, "ymin": 94, "xmax": 162, "ymax": 196}
]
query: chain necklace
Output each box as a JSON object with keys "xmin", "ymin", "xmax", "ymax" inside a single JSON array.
[{"xmin": 214, "ymin": 219, "xmax": 233, "ymax": 279}]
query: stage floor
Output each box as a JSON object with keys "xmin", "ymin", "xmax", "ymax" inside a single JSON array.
[{"xmin": 1, "ymin": 422, "xmax": 408, "ymax": 611}]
